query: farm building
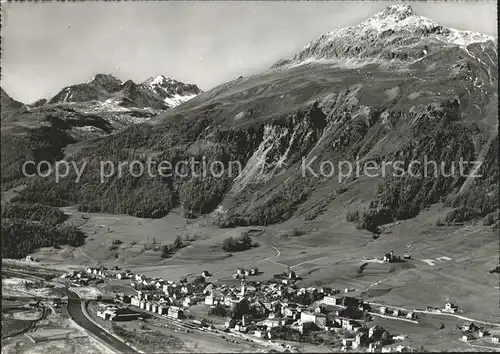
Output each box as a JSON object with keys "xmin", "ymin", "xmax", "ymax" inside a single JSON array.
[{"xmin": 443, "ymin": 302, "xmax": 458, "ymax": 313}]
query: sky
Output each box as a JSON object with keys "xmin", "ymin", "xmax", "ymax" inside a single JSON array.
[{"xmin": 1, "ymin": 1, "xmax": 497, "ymax": 103}]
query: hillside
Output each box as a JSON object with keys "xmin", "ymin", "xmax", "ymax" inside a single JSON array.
[
  {"xmin": 1, "ymin": 88, "xmax": 24, "ymax": 120},
  {"xmin": 3, "ymin": 4, "xmax": 498, "ymax": 254}
]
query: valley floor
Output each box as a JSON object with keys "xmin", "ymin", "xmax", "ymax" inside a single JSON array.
[{"xmin": 4, "ymin": 198, "xmax": 496, "ymax": 353}]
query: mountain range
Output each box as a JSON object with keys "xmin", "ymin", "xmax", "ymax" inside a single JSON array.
[
  {"xmin": 47, "ymin": 73, "xmax": 201, "ymax": 110},
  {"xmin": 1, "ymin": 74, "xmax": 202, "ymax": 136},
  {"xmin": 2, "ymin": 5, "xmax": 498, "ymax": 247}
]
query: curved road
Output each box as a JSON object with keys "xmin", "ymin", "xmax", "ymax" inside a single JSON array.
[{"xmin": 67, "ymin": 291, "xmax": 138, "ymax": 353}]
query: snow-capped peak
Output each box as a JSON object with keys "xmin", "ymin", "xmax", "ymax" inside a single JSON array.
[
  {"xmin": 152, "ymin": 75, "xmax": 168, "ymax": 85},
  {"xmin": 140, "ymin": 75, "xmax": 202, "ymax": 108},
  {"xmin": 88, "ymin": 73, "xmax": 123, "ymax": 86},
  {"xmin": 369, "ymin": 4, "xmax": 415, "ymax": 23},
  {"xmin": 273, "ymin": 4, "xmax": 497, "ymax": 68},
  {"xmin": 143, "ymin": 75, "xmax": 175, "ymax": 88},
  {"xmin": 359, "ymin": 5, "xmax": 494, "ymax": 46},
  {"xmin": 359, "ymin": 4, "xmax": 438, "ymax": 32}
]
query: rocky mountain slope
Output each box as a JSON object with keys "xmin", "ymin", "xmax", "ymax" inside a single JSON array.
[
  {"xmin": 1, "ymin": 88, "xmax": 24, "ymax": 120},
  {"xmin": 4, "ymin": 5, "xmax": 498, "ymax": 237}
]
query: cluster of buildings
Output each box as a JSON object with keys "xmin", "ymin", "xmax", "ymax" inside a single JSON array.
[
  {"xmin": 220, "ymin": 288, "xmax": 401, "ymax": 351},
  {"xmin": 424, "ymin": 301, "xmax": 458, "ymax": 315},
  {"xmin": 232, "ymin": 267, "xmax": 259, "ymax": 279},
  {"xmin": 96, "ymin": 302, "xmax": 140, "ymax": 321},
  {"xmin": 129, "ymin": 290, "xmax": 189, "ymax": 319},
  {"xmin": 272, "ymin": 268, "xmax": 298, "ymax": 285},
  {"xmin": 378, "ymin": 306, "xmax": 416, "ymax": 320},
  {"xmin": 459, "ymin": 321, "xmax": 500, "ymax": 344},
  {"xmin": 98, "ymin": 271, "xmax": 209, "ymax": 320},
  {"xmin": 122, "ymin": 271, "xmax": 219, "ymax": 319},
  {"xmin": 100, "ymin": 265, "xmax": 409, "ymax": 351},
  {"xmin": 63, "ymin": 268, "xmax": 108, "ymax": 286},
  {"xmin": 383, "ymin": 251, "xmax": 404, "ymax": 263},
  {"xmin": 71, "ymin": 263, "xmax": 490, "ymax": 353},
  {"xmin": 197, "ymin": 273, "xmax": 405, "ymax": 351}
]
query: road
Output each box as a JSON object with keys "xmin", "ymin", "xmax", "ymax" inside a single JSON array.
[
  {"xmin": 261, "ymin": 245, "xmax": 287, "ymax": 267},
  {"xmin": 67, "ymin": 290, "xmax": 138, "ymax": 353},
  {"xmin": 368, "ymin": 301, "xmax": 500, "ymax": 327}
]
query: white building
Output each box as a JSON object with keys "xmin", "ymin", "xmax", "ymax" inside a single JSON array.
[
  {"xmin": 368, "ymin": 342, "xmax": 383, "ymax": 353},
  {"xmin": 183, "ymin": 297, "xmax": 192, "ymax": 308},
  {"xmin": 205, "ymin": 295, "xmax": 216, "ymax": 306},
  {"xmin": 300, "ymin": 311, "xmax": 316, "ymax": 324},
  {"xmin": 323, "ymin": 295, "xmax": 338, "ymax": 306},
  {"xmin": 444, "ymin": 302, "xmax": 458, "ymax": 313},
  {"xmin": 131, "ymin": 296, "xmax": 141, "ymax": 307},
  {"xmin": 157, "ymin": 305, "xmax": 167, "ymax": 315},
  {"xmin": 342, "ymin": 338, "xmax": 355, "ymax": 349}
]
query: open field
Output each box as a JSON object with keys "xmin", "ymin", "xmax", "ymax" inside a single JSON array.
[
  {"xmin": 2, "ymin": 315, "xmax": 34, "ymax": 339},
  {"xmin": 25, "ymin": 328, "xmax": 86, "ymax": 342},
  {"xmin": 1, "ymin": 336, "xmax": 112, "ymax": 354},
  {"xmin": 2, "ymin": 277, "xmax": 62, "ymax": 299}
]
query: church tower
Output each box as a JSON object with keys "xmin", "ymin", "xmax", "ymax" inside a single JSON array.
[{"xmin": 240, "ymin": 279, "xmax": 246, "ymax": 297}]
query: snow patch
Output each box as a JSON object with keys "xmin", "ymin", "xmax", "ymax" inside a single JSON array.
[
  {"xmin": 421, "ymin": 259, "xmax": 436, "ymax": 266},
  {"xmin": 163, "ymin": 93, "xmax": 197, "ymax": 108},
  {"xmin": 384, "ymin": 86, "xmax": 400, "ymax": 101},
  {"xmin": 149, "ymin": 75, "xmax": 172, "ymax": 86},
  {"xmin": 444, "ymin": 28, "xmax": 495, "ymax": 47},
  {"xmin": 83, "ymin": 98, "xmax": 132, "ymax": 113},
  {"xmin": 75, "ymin": 126, "xmax": 100, "ymax": 132},
  {"xmin": 234, "ymin": 111, "xmax": 245, "ymax": 121}
]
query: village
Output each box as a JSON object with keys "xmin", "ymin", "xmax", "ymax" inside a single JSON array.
[{"xmin": 62, "ymin": 252, "xmax": 500, "ymax": 353}]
